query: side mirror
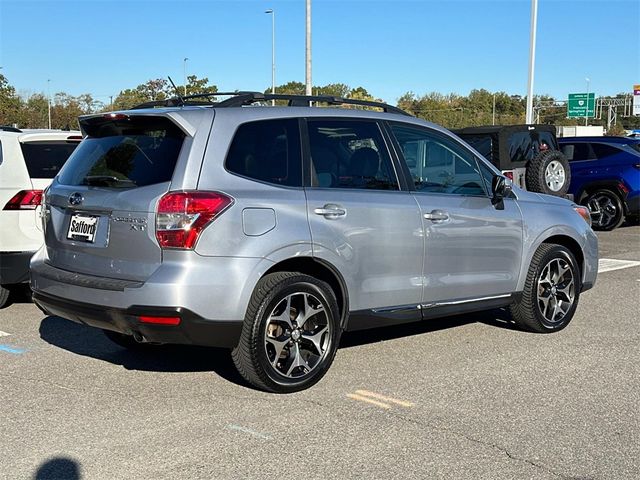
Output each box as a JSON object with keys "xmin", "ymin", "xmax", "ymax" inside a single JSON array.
[{"xmin": 491, "ymin": 175, "xmax": 512, "ymax": 208}]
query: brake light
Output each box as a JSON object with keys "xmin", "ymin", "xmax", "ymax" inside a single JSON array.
[
  {"xmin": 103, "ymin": 113, "xmax": 129, "ymax": 120},
  {"xmin": 156, "ymin": 191, "xmax": 233, "ymax": 249},
  {"xmin": 503, "ymin": 171, "xmax": 514, "ymax": 181},
  {"xmin": 3, "ymin": 190, "xmax": 43, "ymax": 210}
]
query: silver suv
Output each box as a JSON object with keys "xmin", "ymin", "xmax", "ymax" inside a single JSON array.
[{"xmin": 30, "ymin": 92, "xmax": 598, "ymax": 393}]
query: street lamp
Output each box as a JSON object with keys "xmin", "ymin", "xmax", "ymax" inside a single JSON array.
[
  {"xmin": 183, "ymin": 57, "xmax": 189, "ymax": 96},
  {"xmin": 47, "ymin": 79, "xmax": 51, "ymax": 129},
  {"xmin": 305, "ymin": 0, "xmax": 312, "ymax": 96},
  {"xmin": 525, "ymin": 0, "xmax": 538, "ymax": 124},
  {"xmin": 585, "ymin": 77, "xmax": 590, "ymax": 127},
  {"xmin": 265, "ymin": 9, "xmax": 275, "ymax": 106}
]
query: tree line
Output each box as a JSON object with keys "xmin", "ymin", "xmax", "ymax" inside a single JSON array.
[{"xmin": 1, "ymin": 73, "xmax": 637, "ymax": 133}]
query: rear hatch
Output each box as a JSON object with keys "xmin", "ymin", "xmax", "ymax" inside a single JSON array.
[{"xmin": 44, "ymin": 114, "xmax": 187, "ymax": 282}]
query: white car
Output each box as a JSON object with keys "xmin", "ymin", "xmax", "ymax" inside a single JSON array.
[{"xmin": 0, "ymin": 127, "xmax": 81, "ymax": 307}]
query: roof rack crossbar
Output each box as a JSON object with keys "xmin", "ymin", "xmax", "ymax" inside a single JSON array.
[{"xmin": 130, "ymin": 91, "xmax": 410, "ymax": 116}]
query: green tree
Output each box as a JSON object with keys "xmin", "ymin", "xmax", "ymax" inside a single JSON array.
[{"xmin": 0, "ymin": 74, "xmax": 22, "ymax": 126}]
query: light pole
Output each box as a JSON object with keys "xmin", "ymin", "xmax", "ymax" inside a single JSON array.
[
  {"xmin": 265, "ymin": 9, "xmax": 276, "ymax": 106},
  {"xmin": 305, "ymin": 0, "xmax": 312, "ymax": 96},
  {"xmin": 585, "ymin": 77, "xmax": 590, "ymax": 126},
  {"xmin": 525, "ymin": 0, "xmax": 538, "ymax": 124},
  {"xmin": 47, "ymin": 79, "xmax": 51, "ymax": 129},
  {"xmin": 183, "ymin": 57, "xmax": 189, "ymax": 96}
]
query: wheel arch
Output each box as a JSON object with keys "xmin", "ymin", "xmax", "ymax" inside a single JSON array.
[
  {"xmin": 541, "ymin": 234, "xmax": 584, "ymax": 282},
  {"xmin": 576, "ymin": 180, "xmax": 628, "ymax": 211},
  {"xmin": 263, "ymin": 257, "xmax": 349, "ymax": 329}
]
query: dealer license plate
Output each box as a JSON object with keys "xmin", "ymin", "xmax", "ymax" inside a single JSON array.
[{"xmin": 67, "ymin": 214, "xmax": 99, "ymax": 243}]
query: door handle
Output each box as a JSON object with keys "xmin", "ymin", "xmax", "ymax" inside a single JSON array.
[
  {"xmin": 314, "ymin": 204, "xmax": 347, "ymax": 218},
  {"xmin": 423, "ymin": 210, "xmax": 449, "ymax": 222}
]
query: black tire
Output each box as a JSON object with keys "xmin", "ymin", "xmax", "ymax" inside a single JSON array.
[
  {"xmin": 584, "ymin": 189, "xmax": 625, "ymax": 231},
  {"xmin": 510, "ymin": 243, "xmax": 580, "ymax": 333},
  {"xmin": 102, "ymin": 329, "xmax": 156, "ymax": 350},
  {"xmin": 0, "ymin": 286, "xmax": 10, "ymax": 309},
  {"xmin": 525, "ymin": 150, "xmax": 571, "ymax": 196},
  {"xmin": 232, "ymin": 272, "xmax": 341, "ymax": 393}
]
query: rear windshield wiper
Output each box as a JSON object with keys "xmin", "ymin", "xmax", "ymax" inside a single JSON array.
[{"xmin": 82, "ymin": 175, "xmax": 136, "ymax": 187}]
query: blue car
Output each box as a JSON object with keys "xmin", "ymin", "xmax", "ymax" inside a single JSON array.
[{"xmin": 559, "ymin": 136, "xmax": 640, "ymax": 230}]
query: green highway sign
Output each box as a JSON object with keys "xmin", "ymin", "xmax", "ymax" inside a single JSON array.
[{"xmin": 567, "ymin": 93, "xmax": 595, "ymax": 118}]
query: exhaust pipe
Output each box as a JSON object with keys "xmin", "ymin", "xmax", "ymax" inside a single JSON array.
[{"xmin": 132, "ymin": 331, "xmax": 148, "ymax": 343}]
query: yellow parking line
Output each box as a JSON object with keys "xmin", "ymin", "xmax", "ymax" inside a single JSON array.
[
  {"xmin": 347, "ymin": 393, "xmax": 391, "ymax": 409},
  {"xmin": 354, "ymin": 389, "xmax": 415, "ymax": 408}
]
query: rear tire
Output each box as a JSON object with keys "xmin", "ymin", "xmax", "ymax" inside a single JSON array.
[
  {"xmin": 585, "ymin": 189, "xmax": 625, "ymax": 231},
  {"xmin": 526, "ymin": 150, "xmax": 571, "ymax": 196},
  {"xmin": 510, "ymin": 244, "xmax": 580, "ymax": 333},
  {"xmin": 0, "ymin": 286, "xmax": 10, "ymax": 309},
  {"xmin": 232, "ymin": 272, "xmax": 341, "ymax": 393}
]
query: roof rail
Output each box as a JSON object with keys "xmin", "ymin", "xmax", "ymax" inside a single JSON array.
[
  {"xmin": 130, "ymin": 91, "xmax": 410, "ymax": 116},
  {"xmin": 0, "ymin": 125, "xmax": 22, "ymax": 133}
]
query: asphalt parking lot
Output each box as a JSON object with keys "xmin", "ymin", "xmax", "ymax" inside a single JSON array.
[{"xmin": 1, "ymin": 225, "xmax": 639, "ymax": 480}]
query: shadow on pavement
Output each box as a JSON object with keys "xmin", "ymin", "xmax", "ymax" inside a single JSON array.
[
  {"xmin": 34, "ymin": 456, "xmax": 81, "ymax": 480},
  {"xmin": 40, "ymin": 308, "xmax": 521, "ymax": 378},
  {"xmin": 340, "ymin": 307, "xmax": 520, "ymax": 348},
  {"xmin": 39, "ymin": 316, "xmax": 246, "ymax": 386}
]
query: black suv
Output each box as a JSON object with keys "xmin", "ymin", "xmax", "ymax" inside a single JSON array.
[{"xmin": 454, "ymin": 124, "xmax": 571, "ymax": 197}]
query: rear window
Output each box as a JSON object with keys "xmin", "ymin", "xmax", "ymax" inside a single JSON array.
[
  {"xmin": 225, "ymin": 119, "xmax": 302, "ymax": 187},
  {"xmin": 58, "ymin": 116, "xmax": 185, "ymax": 188},
  {"xmin": 20, "ymin": 141, "xmax": 79, "ymax": 178}
]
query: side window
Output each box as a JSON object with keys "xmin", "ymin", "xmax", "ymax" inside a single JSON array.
[
  {"xmin": 592, "ymin": 143, "xmax": 620, "ymax": 160},
  {"xmin": 307, "ymin": 119, "xmax": 398, "ymax": 190},
  {"xmin": 225, "ymin": 119, "xmax": 302, "ymax": 187},
  {"xmin": 390, "ymin": 123, "xmax": 487, "ymax": 196},
  {"xmin": 563, "ymin": 143, "xmax": 594, "ymax": 162}
]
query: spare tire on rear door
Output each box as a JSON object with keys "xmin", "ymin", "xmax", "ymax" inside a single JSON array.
[{"xmin": 525, "ymin": 150, "xmax": 571, "ymax": 196}]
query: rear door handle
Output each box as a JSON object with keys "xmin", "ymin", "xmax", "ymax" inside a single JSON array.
[
  {"xmin": 423, "ymin": 210, "xmax": 449, "ymax": 222},
  {"xmin": 314, "ymin": 204, "xmax": 347, "ymax": 219}
]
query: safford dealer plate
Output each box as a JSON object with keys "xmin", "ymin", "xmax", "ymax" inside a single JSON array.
[{"xmin": 67, "ymin": 214, "xmax": 99, "ymax": 243}]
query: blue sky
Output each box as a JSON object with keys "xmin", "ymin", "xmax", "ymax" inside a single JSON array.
[{"xmin": 1, "ymin": 0, "xmax": 638, "ymax": 105}]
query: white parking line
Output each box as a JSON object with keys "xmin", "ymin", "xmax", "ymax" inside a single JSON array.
[
  {"xmin": 0, "ymin": 331, "xmax": 10, "ymax": 337},
  {"xmin": 598, "ymin": 259, "xmax": 640, "ymax": 273}
]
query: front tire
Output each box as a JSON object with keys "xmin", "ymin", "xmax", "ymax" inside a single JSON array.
[
  {"xmin": 510, "ymin": 244, "xmax": 580, "ymax": 333},
  {"xmin": 232, "ymin": 272, "xmax": 341, "ymax": 393},
  {"xmin": 585, "ymin": 189, "xmax": 625, "ymax": 231}
]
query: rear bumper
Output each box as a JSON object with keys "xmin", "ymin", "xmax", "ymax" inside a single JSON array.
[
  {"xmin": 0, "ymin": 251, "xmax": 34, "ymax": 285},
  {"xmin": 32, "ymin": 291, "xmax": 243, "ymax": 348}
]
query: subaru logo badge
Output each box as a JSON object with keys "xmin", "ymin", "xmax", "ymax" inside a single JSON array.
[{"xmin": 69, "ymin": 192, "xmax": 84, "ymax": 206}]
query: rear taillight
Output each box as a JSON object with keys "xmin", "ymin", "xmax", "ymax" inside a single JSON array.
[
  {"xmin": 156, "ymin": 191, "xmax": 233, "ymax": 249},
  {"xmin": 503, "ymin": 171, "xmax": 514, "ymax": 181},
  {"xmin": 3, "ymin": 190, "xmax": 43, "ymax": 210}
]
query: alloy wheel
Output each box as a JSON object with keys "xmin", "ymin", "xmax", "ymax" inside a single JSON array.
[
  {"xmin": 536, "ymin": 257, "xmax": 575, "ymax": 324},
  {"xmin": 544, "ymin": 160, "xmax": 566, "ymax": 192},
  {"xmin": 263, "ymin": 291, "xmax": 331, "ymax": 379}
]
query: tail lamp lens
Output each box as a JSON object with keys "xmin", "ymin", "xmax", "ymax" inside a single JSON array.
[
  {"xmin": 3, "ymin": 190, "xmax": 43, "ymax": 210},
  {"xmin": 503, "ymin": 171, "xmax": 514, "ymax": 181},
  {"xmin": 156, "ymin": 191, "xmax": 233, "ymax": 249}
]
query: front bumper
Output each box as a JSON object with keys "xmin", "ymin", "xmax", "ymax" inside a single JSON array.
[
  {"xmin": 0, "ymin": 251, "xmax": 34, "ymax": 285},
  {"xmin": 33, "ymin": 291, "xmax": 243, "ymax": 348}
]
